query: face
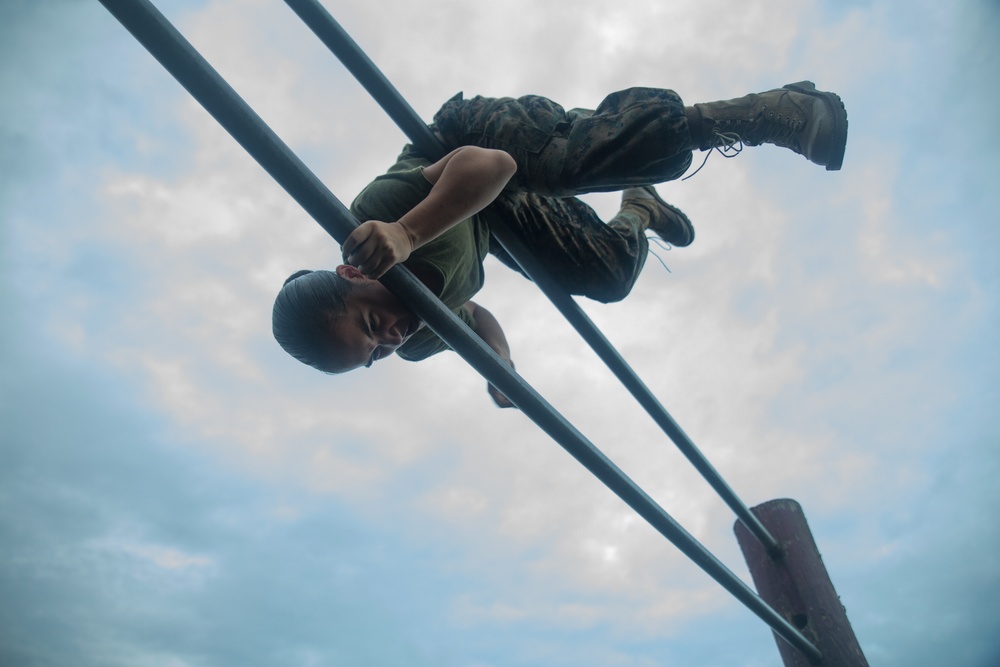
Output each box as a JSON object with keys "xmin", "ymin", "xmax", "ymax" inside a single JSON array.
[{"xmin": 326, "ymin": 265, "xmax": 424, "ymax": 373}]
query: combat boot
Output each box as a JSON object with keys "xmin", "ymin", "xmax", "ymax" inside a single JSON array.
[
  {"xmin": 621, "ymin": 186, "xmax": 694, "ymax": 247},
  {"xmin": 691, "ymin": 81, "xmax": 848, "ymax": 170}
]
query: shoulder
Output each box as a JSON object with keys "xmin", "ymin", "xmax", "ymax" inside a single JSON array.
[{"xmin": 350, "ymin": 153, "xmax": 435, "ymax": 223}]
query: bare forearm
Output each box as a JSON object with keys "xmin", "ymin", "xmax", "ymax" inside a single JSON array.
[
  {"xmin": 465, "ymin": 301, "xmax": 516, "ymax": 409},
  {"xmin": 342, "ymin": 147, "xmax": 516, "ymax": 279},
  {"xmin": 465, "ymin": 301, "xmax": 511, "ymax": 362},
  {"xmin": 398, "ymin": 147, "xmax": 517, "ymax": 251}
]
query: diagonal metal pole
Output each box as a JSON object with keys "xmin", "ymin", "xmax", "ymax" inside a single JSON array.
[
  {"xmin": 97, "ymin": 0, "xmax": 820, "ymax": 661},
  {"xmin": 281, "ymin": 0, "xmax": 782, "ymax": 560}
]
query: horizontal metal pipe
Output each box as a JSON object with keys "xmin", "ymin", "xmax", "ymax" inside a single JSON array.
[
  {"xmin": 98, "ymin": 0, "xmax": 818, "ymax": 661},
  {"xmin": 488, "ymin": 224, "xmax": 783, "ymax": 556},
  {"xmin": 280, "ymin": 1, "xmax": 444, "ymax": 162}
]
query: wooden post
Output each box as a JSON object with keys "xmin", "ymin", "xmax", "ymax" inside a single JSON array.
[{"xmin": 734, "ymin": 499, "xmax": 868, "ymax": 666}]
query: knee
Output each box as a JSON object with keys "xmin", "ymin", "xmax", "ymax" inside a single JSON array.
[
  {"xmin": 588, "ymin": 278, "xmax": 636, "ymax": 304},
  {"xmin": 571, "ymin": 265, "xmax": 641, "ymax": 304}
]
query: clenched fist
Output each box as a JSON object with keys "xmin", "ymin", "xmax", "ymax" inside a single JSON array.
[{"xmin": 341, "ymin": 220, "xmax": 416, "ymax": 279}]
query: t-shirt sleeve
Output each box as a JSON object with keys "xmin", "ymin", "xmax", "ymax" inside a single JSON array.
[
  {"xmin": 395, "ymin": 304, "xmax": 478, "ymax": 362},
  {"xmin": 350, "ymin": 163, "xmax": 433, "ymax": 224}
]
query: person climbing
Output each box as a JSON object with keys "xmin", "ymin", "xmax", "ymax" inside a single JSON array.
[{"xmin": 271, "ymin": 82, "xmax": 848, "ymax": 406}]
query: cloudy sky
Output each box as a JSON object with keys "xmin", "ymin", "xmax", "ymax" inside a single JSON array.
[{"xmin": 2, "ymin": 0, "xmax": 998, "ymax": 665}]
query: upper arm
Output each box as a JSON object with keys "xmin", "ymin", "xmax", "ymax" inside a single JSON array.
[
  {"xmin": 421, "ymin": 146, "xmax": 517, "ymax": 186},
  {"xmin": 463, "ymin": 301, "xmax": 487, "ymax": 329}
]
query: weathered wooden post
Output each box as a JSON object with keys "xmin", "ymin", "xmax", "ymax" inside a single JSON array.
[{"xmin": 735, "ymin": 499, "xmax": 869, "ymax": 666}]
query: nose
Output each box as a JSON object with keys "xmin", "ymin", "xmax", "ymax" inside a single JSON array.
[
  {"xmin": 375, "ymin": 329, "xmax": 403, "ymax": 359},
  {"xmin": 381, "ymin": 321, "xmax": 406, "ymax": 347},
  {"xmin": 370, "ymin": 320, "xmax": 405, "ymax": 364}
]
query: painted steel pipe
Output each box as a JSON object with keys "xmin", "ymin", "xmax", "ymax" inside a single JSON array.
[
  {"xmin": 279, "ymin": 0, "xmax": 783, "ymax": 560},
  {"xmin": 98, "ymin": 0, "xmax": 820, "ymax": 661}
]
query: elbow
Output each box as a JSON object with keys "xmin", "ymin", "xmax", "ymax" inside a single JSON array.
[
  {"xmin": 494, "ymin": 149, "xmax": 517, "ymax": 179},
  {"xmin": 492, "ymin": 150, "xmax": 517, "ymax": 178},
  {"xmin": 462, "ymin": 146, "xmax": 516, "ymax": 183}
]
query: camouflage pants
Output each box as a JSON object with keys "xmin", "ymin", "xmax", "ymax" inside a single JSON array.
[{"xmin": 430, "ymin": 87, "xmax": 693, "ymax": 303}]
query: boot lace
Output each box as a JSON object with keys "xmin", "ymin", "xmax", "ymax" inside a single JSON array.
[
  {"xmin": 646, "ymin": 235, "xmax": 673, "ymax": 273},
  {"xmin": 682, "ymin": 129, "xmax": 743, "ymax": 180},
  {"xmin": 756, "ymin": 110, "xmax": 802, "ymax": 149},
  {"xmin": 725, "ymin": 106, "xmax": 803, "ymax": 149}
]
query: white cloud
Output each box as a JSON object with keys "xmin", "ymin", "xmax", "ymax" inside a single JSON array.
[
  {"xmin": 6, "ymin": 0, "xmax": 999, "ymax": 664},
  {"xmin": 90, "ymin": 533, "xmax": 217, "ymax": 579},
  {"xmin": 81, "ymin": 0, "xmax": 872, "ymax": 635}
]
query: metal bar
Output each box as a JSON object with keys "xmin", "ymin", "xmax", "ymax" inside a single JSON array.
[
  {"xmin": 279, "ymin": 0, "xmax": 782, "ymax": 557},
  {"xmin": 277, "ymin": 2, "xmax": 443, "ymax": 162},
  {"xmin": 97, "ymin": 0, "xmax": 820, "ymax": 661},
  {"xmin": 488, "ymin": 225, "xmax": 784, "ymax": 558}
]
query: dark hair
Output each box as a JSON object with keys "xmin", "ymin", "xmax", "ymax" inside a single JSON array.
[{"xmin": 272, "ymin": 270, "xmax": 358, "ymax": 373}]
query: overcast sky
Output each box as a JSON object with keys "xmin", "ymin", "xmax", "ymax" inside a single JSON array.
[{"xmin": 2, "ymin": 1, "xmax": 998, "ymax": 666}]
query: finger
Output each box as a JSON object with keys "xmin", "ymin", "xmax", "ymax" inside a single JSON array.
[
  {"xmin": 488, "ymin": 384, "xmax": 515, "ymax": 408},
  {"xmin": 363, "ymin": 243, "xmax": 405, "ymax": 279},
  {"xmin": 341, "ymin": 231, "xmax": 359, "ymax": 258},
  {"xmin": 341, "ymin": 225, "xmax": 372, "ymax": 260},
  {"xmin": 346, "ymin": 239, "xmax": 377, "ymax": 271},
  {"xmin": 362, "ymin": 246, "xmax": 394, "ymax": 278},
  {"xmin": 343, "ymin": 240, "xmax": 371, "ymax": 266},
  {"xmin": 372, "ymin": 256, "xmax": 397, "ymax": 280},
  {"xmin": 365, "ymin": 259, "xmax": 387, "ymax": 280}
]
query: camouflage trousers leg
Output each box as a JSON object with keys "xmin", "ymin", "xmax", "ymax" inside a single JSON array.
[
  {"xmin": 431, "ymin": 88, "xmax": 692, "ymax": 302},
  {"xmin": 432, "ymin": 87, "xmax": 693, "ymax": 196},
  {"xmin": 481, "ymin": 193, "xmax": 649, "ymax": 304}
]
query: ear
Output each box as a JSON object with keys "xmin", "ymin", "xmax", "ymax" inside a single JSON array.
[{"xmin": 336, "ymin": 264, "xmax": 369, "ymax": 283}]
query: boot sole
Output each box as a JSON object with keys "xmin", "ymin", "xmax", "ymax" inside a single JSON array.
[
  {"xmin": 784, "ymin": 80, "xmax": 849, "ymax": 171},
  {"xmin": 630, "ymin": 186, "xmax": 695, "ymax": 247}
]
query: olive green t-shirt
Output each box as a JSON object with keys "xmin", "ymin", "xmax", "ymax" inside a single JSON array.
[{"xmin": 349, "ymin": 155, "xmax": 492, "ymax": 361}]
